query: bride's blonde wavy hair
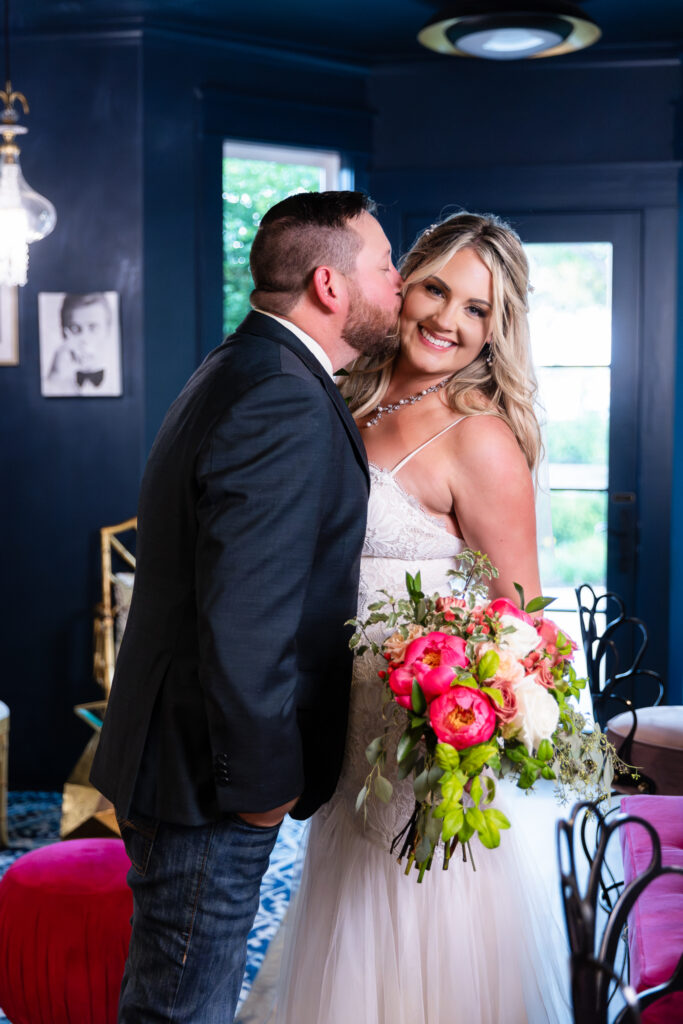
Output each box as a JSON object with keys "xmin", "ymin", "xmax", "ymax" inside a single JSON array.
[{"xmin": 341, "ymin": 211, "xmax": 542, "ymax": 472}]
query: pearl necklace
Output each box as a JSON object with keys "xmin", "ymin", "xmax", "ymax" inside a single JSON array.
[{"xmin": 364, "ymin": 377, "xmax": 452, "ymax": 427}]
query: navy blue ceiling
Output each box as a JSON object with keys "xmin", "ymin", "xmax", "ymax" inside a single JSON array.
[{"xmin": 10, "ymin": 0, "xmax": 683, "ymax": 63}]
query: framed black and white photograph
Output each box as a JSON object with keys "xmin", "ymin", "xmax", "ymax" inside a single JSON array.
[
  {"xmin": 0, "ymin": 285, "xmax": 19, "ymax": 366},
  {"xmin": 38, "ymin": 291, "xmax": 122, "ymax": 397}
]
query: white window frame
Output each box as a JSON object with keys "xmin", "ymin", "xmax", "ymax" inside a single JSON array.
[{"xmin": 222, "ymin": 140, "xmax": 343, "ymax": 189}]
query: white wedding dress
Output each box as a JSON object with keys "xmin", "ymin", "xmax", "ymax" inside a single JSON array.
[{"xmin": 275, "ymin": 424, "xmax": 572, "ymax": 1024}]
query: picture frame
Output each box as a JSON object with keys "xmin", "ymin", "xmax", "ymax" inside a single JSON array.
[
  {"xmin": 0, "ymin": 285, "xmax": 19, "ymax": 366},
  {"xmin": 38, "ymin": 291, "xmax": 122, "ymax": 398}
]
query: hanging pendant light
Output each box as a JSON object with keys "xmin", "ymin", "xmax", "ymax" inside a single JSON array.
[
  {"xmin": 418, "ymin": 1, "xmax": 601, "ymax": 61},
  {"xmin": 0, "ymin": 0, "xmax": 56, "ymax": 286}
]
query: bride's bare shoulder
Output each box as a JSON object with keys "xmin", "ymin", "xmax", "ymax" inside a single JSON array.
[{"xmin": 446, "ymin": 414, "xmax": 531, "ymax": 492}]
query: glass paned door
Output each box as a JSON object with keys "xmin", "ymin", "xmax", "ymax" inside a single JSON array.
[
  {"xmin": 513, "ymin": 213, "xmax": 640, "ymax": 687},
  {"xmin": 222, "ymin": 141, "xmax": 341, "ymax": 336},
  {"xmin": 527, "ymin": 242, "xmax": 612, "ymax": 667}
]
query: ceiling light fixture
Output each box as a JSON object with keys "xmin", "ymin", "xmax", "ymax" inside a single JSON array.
[
  {"xmin": 0, "ymin": 0, "xmax": 56, "ymax": 286},
  {"xmin": 418, "ymin": 1, "xmax": 601, "ymax": 61}
]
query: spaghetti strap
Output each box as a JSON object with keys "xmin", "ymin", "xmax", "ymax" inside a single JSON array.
[{"xmin": 390, "ymin": 417, "xmax": 467, "ymax": 476}]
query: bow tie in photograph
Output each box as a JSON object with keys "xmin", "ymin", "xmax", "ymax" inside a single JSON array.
[{"xmin": 76, "ymin": 370, "xmax": 104, "ymax": 387}]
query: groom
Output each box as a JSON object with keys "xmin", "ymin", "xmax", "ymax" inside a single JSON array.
[{"xmin": 91, "ymin": 191, "xmax": 402, "ymax": 1021}]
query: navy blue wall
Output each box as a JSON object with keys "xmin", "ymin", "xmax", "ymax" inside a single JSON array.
[{"xmin": 0, "ymin": 32, "xmax": 144, "ymax": 788}]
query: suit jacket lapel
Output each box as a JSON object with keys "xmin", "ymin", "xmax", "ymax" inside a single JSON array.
[{"xmin": 236, "ymin": 312, "xmax": 370, "ymax": 485}]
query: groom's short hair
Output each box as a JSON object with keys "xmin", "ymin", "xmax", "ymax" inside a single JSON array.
[{"xmin": 249, "ymin": 191, "xmax": 377, "ymax": 316}]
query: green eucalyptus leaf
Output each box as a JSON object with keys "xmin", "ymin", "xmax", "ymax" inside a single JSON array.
[
  {"xmin": 425, "ymin": 813, "xmax": 443, "ymax": 845},
  {"xmin": 415, "ymin": 835, "xmax": 433, "ymax": 864},
  {"xmin": 374, "ymin": 774, "xmax": 393, "ymax": 803},
  {"xmin": 397, "ymin": 729, "xmax": 420, "ymax": 764},
  {"xmin": 355, "ymin": 785, "xmax": 367, "ymax": 813},
  {"xmin": 427, "ymin": 764, "xmax": 444, "ymax": 787},
  {"xmin": 413, "ymin": 769, "xmax": 430, "ymax": 802},
  {"xmin": 365, "ymin": 736, "xmax": 385, "ymax": 766},
  {"xmin": 397, "ymin": 747, "xmax": 420, "ymax": 780}
]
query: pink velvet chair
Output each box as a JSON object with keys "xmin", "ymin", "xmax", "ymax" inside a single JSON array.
[
  {"xmin": 0, "ymin": 838, "xmax": 132, "ymax": 1024},
  {"xmin": 620, "ymin": 795, "xmax": 683, "ymax": 1023}
]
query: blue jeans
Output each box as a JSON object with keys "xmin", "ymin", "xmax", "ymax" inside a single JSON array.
[{"xmin": 117, "ymin": 811, "xmax": 281, "ymax": 1022}]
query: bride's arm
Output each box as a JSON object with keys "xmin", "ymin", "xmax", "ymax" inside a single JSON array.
[{"xmin": 447, "ymin": 415, "xmax": 542, "ymax": 606}]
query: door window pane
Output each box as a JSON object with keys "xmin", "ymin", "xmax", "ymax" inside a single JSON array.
[
  {"xmin": 222, "ymin": 142, "xmax": 341, "ymax": 337},
  {"xmin": 526, "ymin": 242, "xmax": 613, "ymax": 686}
]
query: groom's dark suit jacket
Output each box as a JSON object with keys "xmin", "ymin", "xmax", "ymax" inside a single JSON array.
[{"xmin": 91, "ymin": 312, "xmax": 369, "ymax": 824}]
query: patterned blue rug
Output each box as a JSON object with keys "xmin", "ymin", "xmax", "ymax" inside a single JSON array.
[{"xmin": 0, "ymin": 792, "xmax": 306, "ymax": 1018}]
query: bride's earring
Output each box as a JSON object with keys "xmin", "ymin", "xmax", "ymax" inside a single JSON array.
[{"xmin": 484, "ymin": 340, "xmax": 494, "ymax": 366}]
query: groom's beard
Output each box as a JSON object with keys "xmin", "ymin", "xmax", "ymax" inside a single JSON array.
[{"xmin": 341, "ymin": 280, "xmax": 401, "ymax": 361}]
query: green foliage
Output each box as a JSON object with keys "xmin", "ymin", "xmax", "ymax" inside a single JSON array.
[
  {"xmin": 222, "ymin": 158, "xmax": 323, "ymax": 337},
  {"xmin": 528, "ymin": 243, "xmax": 611, "ymax": 311},
  {"xmin": 547, "ymin": 411, "xmax": 608, "ymax": 465}
]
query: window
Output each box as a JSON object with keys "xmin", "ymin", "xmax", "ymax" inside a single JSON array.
[{"xmin": 222, "ymin": 141, "xmax": 342, "ymax": 337}]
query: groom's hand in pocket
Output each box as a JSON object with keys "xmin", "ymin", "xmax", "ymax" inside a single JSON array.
[{"xmin": 236, "ymin": 796, "xmax": 300, "ymax": 828}]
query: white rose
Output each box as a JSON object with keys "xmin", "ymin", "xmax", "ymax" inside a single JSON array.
[
  {"xmin": 498, "ymin": 615, "xmax": 542, "ymax": 660},
  {"xmin": 508, "ymin": 676, "xmax": 560, "ymax": 754}
]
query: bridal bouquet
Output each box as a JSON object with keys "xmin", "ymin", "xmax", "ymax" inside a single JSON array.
[{"xmin": 348, "ymin": 550, "xmax": 621, "ymax": 881}]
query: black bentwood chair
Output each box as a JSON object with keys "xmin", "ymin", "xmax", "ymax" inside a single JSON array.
[
  {"xmin": 557, "ymin": 800, "xmax": 683, "ymax": 1024},
  {"xmin": 575, "ymin": 584, "xmax": 665, "ymax": 792}
]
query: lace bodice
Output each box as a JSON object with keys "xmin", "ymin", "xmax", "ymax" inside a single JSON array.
[{"xmin": 326, "ymin": 462, "xmax": 464, "ymax": 851}]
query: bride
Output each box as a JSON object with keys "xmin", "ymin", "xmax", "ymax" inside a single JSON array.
[{"xmin": 274, "ymin": 212, "xmax": 571, "ymax": 1024}]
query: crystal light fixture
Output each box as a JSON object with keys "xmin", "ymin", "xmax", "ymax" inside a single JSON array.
[{"xmin": 0, "ymin": 0, "xmax": 56, "ymax": 286}]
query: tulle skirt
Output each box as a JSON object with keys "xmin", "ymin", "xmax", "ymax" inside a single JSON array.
[{"xmin": 275, "ymin": 777, "xmax": 572, "ymax": 1024}]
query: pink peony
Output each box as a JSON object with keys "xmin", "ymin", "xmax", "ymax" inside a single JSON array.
[
  {"xmin": 429, "ymin": 686, "xmax": 497, "ymax": 749},
  {"xmin": 487, "ymin": 597, "xmax": 534, "ymax": 626},
  {"xmin": 390, "ymin": 631, "xmax": 469, "ymax": 705}
]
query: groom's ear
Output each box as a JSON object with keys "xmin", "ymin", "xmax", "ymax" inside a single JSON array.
[{"xmin": 310, "ymin": 265, "xmax": 348, "ymax": 315}]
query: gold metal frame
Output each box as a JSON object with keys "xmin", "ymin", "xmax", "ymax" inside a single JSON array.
[
  {"xmin": 93, "ymin": 517, "xmax": 137, "ymax": 697},
  {"xmin": 61, "ymin": 518, "xmax": 136, "ymax": 839}
]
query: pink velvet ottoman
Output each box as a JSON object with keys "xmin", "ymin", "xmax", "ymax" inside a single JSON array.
[
  {"xmin": 620, "ymin": 795, "xmax": 683, "ymax": 1024},
  {"xmin": 0, "ymin": 838, "xmax": 132, "ymax": 1024}
]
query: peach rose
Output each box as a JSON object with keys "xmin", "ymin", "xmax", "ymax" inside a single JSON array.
[{"xmin": 384, "ymin": 623, "xmax": 425, "ymax": 665}]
